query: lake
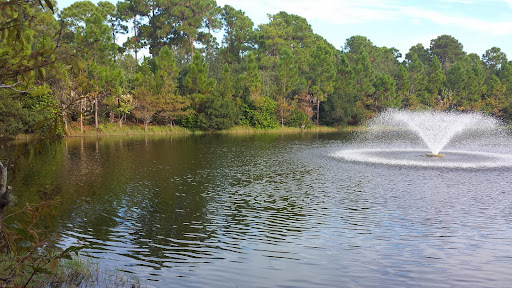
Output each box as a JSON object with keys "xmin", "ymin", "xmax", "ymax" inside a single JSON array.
[{"xmin": 7, "ymin": 132, "xmax": 512, "ymax": 287}]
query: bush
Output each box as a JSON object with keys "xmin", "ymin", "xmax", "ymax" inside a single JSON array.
[
  {"xmin": 198, "ymin": 95, "xmax": 238, "ymax": 131},
  {"xmin": 243, "ymin": 96, "xmax": 279, "ymax": 129},
  {"xmin": 181, "ymin": 111, "xmax": 199, "ymax": 130},
  {"xmin": 287, "ymin": 109, "xmax": 313, "ymax": 129}
]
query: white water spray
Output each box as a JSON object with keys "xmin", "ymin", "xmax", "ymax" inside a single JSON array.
[
  {"xmin": 368, "ymin": 110, "xmax": 499, "ymax": 155},
  {"xmin": 333, "ymin": 110, "xmax": 512, "ymax": 169}
]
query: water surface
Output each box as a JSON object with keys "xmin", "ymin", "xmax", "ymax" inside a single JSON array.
[{"xmin": 7, "ymin": 132, "xmax": 512, "ymax": 287}]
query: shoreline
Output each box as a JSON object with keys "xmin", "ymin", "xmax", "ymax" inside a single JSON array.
[{"xmin": 6, "ymin": 123, "xmax": 362, "ymax": 142}]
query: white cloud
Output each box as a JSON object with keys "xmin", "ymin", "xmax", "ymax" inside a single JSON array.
[
  {"xmin": 218, "ymin": 0, "xmax": 512, "ymax": 36},
  {"xmin": 401, "ymin": 6, "xmax": 512, "ymax": 35},
  {"xmin": 440, "ymin": 0, "xmax": 473, "ymax": 4},
  {"xmin": 217, "ymin": 0, "xmax": 400, "ymax": 25}
]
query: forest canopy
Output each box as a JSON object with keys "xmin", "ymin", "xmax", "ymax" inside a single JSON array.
[{"xmin": 2, "ymin": 0, "xmax": 512, "ymax": 137}]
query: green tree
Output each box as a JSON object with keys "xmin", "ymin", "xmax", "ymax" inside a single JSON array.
[
  {"xmin": 483, "ymin": 75, "xmax": 506, "ymax": 116},
  {"xmin": 60, "ymin": 1, "xmax": 122, "ymax": 130},
  {"xmin": 116, "ymin": 0, "xmax": 150, "ymax": 60},
  {"xmin": 396, "ymin": 64, "xmax": 416, "ymax": 108},
  {"xmin": 405, "ymin": 43, "xmax": 431, "ymax": 66},
  {"xmin": 258, "ymin": 12, "xmax": 314, "ymax": 59},
  {"xmin": 482, "ymin": 47, "xmax": 507, "ymax": 73},
  {"xmin": 430, "ymin": 34, "xmax": 465, "ymax": 70},
  {"xmin": 155, "ymin": 46, "xmax": 189, "ymax": 126},
  {"xmin": 216, "ymin": 64, "xmax": 235, "ymax": 99},
  {"xmin": 202, "ymin": 2, "xmax": 222, "ymax": 58},
  {"xmin": 245, "ymin": 96, "xmax": 278, "ymax": 129},
  {"xmin": 132, "ymin": 62, "xmax": 158, "ymax": 130},
  {"xmin": 147, "ymin": 0, "xmax": 218, "ymax": 58},
  {"xmin": 307, "ymin": 41, "xmax": 335, "ymax": 125},
  {"xmin": 183, "ymin": 53, "xmax": 216, "ymax": 107},
  {"xmin": 352, "ymin": 49, "xmax": 376, "ymax": 121},
  {"xmin": 199, "ymin": 95, "xmax": 237, "ymax": 131},
  {"xmin": 155, "ymin": 46, "xmax": 178, "ymax": 93},
  {"xmin": 446, "ymin": 61, "xmax": 466, "ymax": 109},
  {"xmin": 343, "ymin": 35, "xmax": 374, "ymax": 55},
  {"xmin": 408, "ymin": 53, "xmax": 429, "ymax": 107},
  {"xmin": 373, "ymin": 72, "xmax": 398, "ymax": 111},
  {"xmin": 221, "ymin": 5, "xmax": 255, "ymax": 64},
  {"xmin": 327, "ymin": 54, "xmax": 358, "ymax": 125},
  {"xmin": 427, "ymin": 56, "xmax": 446, "ymax": 108},
  {"xmin": 1, "ymin": 0, "xmax": 56, "ymax": 92},
  {"xmin": 276, "ymin": 48, "xmax": 299, "ymax": 126},
  {"xmin": 240, "ymin": 52, "xmax": 262, "ymax": 101}
]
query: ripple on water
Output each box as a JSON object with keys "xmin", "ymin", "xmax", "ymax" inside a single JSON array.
[
  {"xmin": 29, "ymin": 134, "xmax": 512, "ymax": 287},
  {"xmin": 332, "ymin": 148, "xmax": 512, "ymax": 169}
]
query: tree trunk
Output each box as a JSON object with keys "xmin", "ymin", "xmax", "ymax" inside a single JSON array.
[
  {"xmin": 190, "ymin": 38, "xmax": 195, "ymax": 59},
  {"xmin": 95, "ymin": 96, "xmax": 99, "ymax": 130},
  {"xmin": 0, "ymin": 160, "xmax": 10, "ymax": 231},
  {"xmin": 63, "ymin": 111, "xmax": 69, "ymax": 135},
  {"xmin": 316, "ymin": 98, "xmax": 320, "ymax": 126},
  {"xmin": 281, "ymin": 107, "xmax": 284, "ymax": 128},
  {"xmin": 133, "ymin": 15, "xmax": 138, "ymax": 61},
  {"xmin": 80, "ymin": 110, "xmax": 83, "ymax": 134}
]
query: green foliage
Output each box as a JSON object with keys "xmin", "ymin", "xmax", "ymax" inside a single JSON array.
[
  {"xmin": 408, "ymin": 53, "xmax": 429, "ymax": 106},
  {"xmin": 183, "ymin": 53, "xmax": 216, "ymax": 108},
  {"xmin": 4, "ymin": 0, "xmax": 512, "ymax": 132},
  {"xmin": 287, "ymin": 109, "xmax": 313, "ymax": 129},
  {"xmin": 145, "ymin": 0, "xmax": 219, "ymax": 56},
  {"xmin": 0, "ymin": 98, "xmax": 30, "ymax": 137},
  {"xmin": 405, "ymin": 43, "xmax": 431, "ymax": 65},
  {"xmin": 181, "ymin": 111, "xmax": 200, "ymax": 130},
  {"xmin": 430, "ymin": 34, "xmax": 465, "ymax": 69},
  {"xmin": 1, "ymin": 200, "xmax": 87, "ymax": 287},
  {"xmin": 240, "ymin": 52, "xmax": 262, "ymax": 101},
  {"xmin": 427, "ymin": 56, "xmax": 446, "ymax": 106},
  {"xmin": 198, "ymin": 95, "xmax": 238, "ymax": 131},
  {"xmin": 374, "ymin": 72, "xmax": 399, "ymax": 110},
  {"xmin": 221, "ymin": 5, "xmax": 255, "ymax": 64},
  {"xmin": 243, "ymin": 96, "xmax": 279, "ymax": 129}
]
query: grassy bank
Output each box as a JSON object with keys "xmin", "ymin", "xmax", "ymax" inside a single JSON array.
[
  {"xmin": 67, "ymin": 122, "xmax": 194, "ymax": 137},
  {"xmin": 6, "ymin": 123, "xmax": 362, "ymax": 142},
  {"xmin": 63, "ymin": 122, "xmax": 355, "ymax": 137}
]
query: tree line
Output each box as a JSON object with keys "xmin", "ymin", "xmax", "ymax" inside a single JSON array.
[{"xmin": 2, "ymin": 0, "xmax": 512, "ymax": 137}]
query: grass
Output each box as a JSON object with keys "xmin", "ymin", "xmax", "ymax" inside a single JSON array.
[
  {"xmin": 4, "ymin": 121, "xmax": 362, "ymax": 142},
  {"xmin": 217, "ymin": 125, "xmax": 340, "ymax": 134},
  {"xmin": 64, "ymin": 122, "xmax": 349, "ymax": 137},
  {"xmin": 67, "ymin": 122, "xmax": 199, "ymax": 137},
  {"xmin": 0, "ymin": 253, "xmax": 142, "ymax": 287}
]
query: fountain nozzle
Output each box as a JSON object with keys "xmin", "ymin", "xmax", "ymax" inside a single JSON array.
[{"xmin": 426, "ymin": 154, "xmax": 445, "ymax": 158}]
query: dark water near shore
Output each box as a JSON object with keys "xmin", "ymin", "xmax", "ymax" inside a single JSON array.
[{"xmin": 6, "ymin": 132, "xmax": 512, "ymax": 287}]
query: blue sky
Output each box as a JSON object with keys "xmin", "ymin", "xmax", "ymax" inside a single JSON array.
[{"xmin": 57, "ymin": 0, "xmax": 512, "ymax": 59}]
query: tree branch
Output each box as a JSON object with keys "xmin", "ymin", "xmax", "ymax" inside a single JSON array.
[{"xmin": 0, "ymin": 81, "xmax": 32, "ymax": 93}]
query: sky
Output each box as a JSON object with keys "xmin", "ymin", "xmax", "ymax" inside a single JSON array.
[{"xmin": 57, "ymin": 0, "xmax": 512, "ymax": 59}]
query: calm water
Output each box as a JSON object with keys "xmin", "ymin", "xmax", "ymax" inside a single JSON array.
[{"xmin": 6, "ymin": 132, "xmax": 512, "ymax": 287}]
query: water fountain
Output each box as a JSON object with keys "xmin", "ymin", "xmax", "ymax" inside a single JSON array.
[{"xmin": 333, "ymin": 110, "xmax": 512, "ymax": 168}]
